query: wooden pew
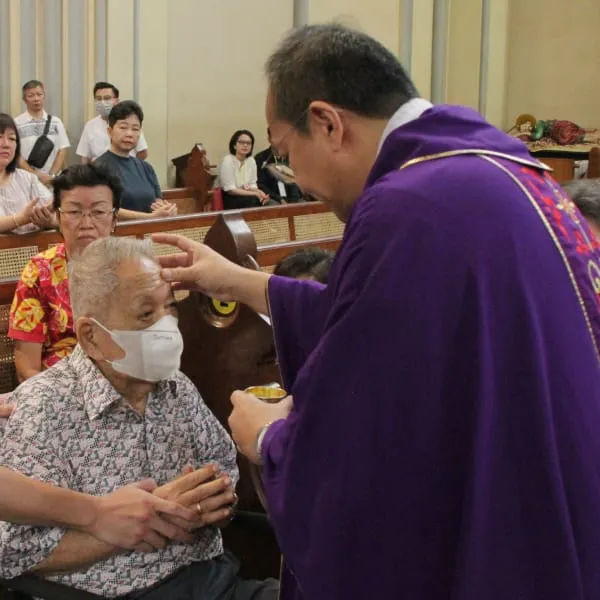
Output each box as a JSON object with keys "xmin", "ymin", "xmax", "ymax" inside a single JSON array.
[
  {"xmin": 176, "ymin": 213, "xmax": 339, "ymax": 579},
  {"xmin": 0, "ymin": 202, "xmax": 344, "ymax": 279},
  {"xmin": 171, "ymin": 144, "xmax": 218, "ymax": 211},
  {"xmin": 162, "ymin": 187, "xmax": 201, "ymax": 214}
]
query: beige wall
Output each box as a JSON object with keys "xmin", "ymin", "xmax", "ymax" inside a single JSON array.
[
  {"xmin": 6, "ymin": 0, "xmax": 594, "ymax": 187},
  {"xmin": 166, "ymin": 1, "xmax": 293, "ymax": 183},
  {"xmin": 505, "ymin": 0, "xmax": 600, "ymax": 129},
  {"xmin": 307, "ymin": 0, "xmax": 402, "ymax": 55}
]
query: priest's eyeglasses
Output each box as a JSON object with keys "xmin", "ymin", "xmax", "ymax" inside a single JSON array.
[{"xmin": 58, "ymin": 208, "xmax": 116, "ymax": 222}]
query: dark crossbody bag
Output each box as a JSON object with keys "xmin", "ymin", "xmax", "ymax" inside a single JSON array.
[{"xmin": 27, "ymin": 114, "xmax": 55, "ymax": 169}]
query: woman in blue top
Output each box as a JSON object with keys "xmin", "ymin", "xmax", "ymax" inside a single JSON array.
[{"xmin": 95, "ymin": 100, "xmax": 176, "ymax": 220}]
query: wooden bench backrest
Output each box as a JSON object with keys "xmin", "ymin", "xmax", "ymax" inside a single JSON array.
[{"xmin": 0, "ymin": 202, "xmax": 343, "ymax": 279}]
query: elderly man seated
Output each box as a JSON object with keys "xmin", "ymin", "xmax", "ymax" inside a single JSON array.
[{"xmin": 0, "ymin": 237, "xmax": 278, "ymax": 600}]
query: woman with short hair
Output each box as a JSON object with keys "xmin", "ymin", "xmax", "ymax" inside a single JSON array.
[{"xmin": 219, "ymin": 129, "xmax": 271, "ymax": 209}]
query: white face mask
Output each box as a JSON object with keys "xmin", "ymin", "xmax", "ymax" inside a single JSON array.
[
  {"xmin": 95, "ymin": 100, "xmax": 114, "ymax": 118},
  {"xmin": 92, "ymin": 314, "xmax": 184, "ymax": 382}
]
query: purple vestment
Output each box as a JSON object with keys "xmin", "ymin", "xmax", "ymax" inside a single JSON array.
[{"xmin": 263, "ymin": 105, "xmax": 600, "ymax": 599}]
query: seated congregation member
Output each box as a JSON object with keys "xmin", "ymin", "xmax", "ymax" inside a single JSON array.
[
  {"xmin": 220, "ymin": 129, "xmax": 272, "ymax": 209},
  {"xmin": 0, "ymin": 236, "xmax": 278, "ymax": 600},
  {"xmin": 0, "ymin": 113, "xmax": 55, "ymax": 233},
  {"xmin": 15, "ymin": 80, "xmax": 70, "ymax": 186},
  {"xmin": 273, "ymin": 247, "xmax": 334, "ymax": 283},
  {"xmin": 8, "ymin": 164, "xmax": 119, "ymax": 382},
  {"xmin": 77, "ymin": 81, "xmax": 149, "ymax": 163},
  {"xmin": 95, "ymin": 100, "xmax": 176, "ymax": 220},
  {"xmin": 561, "ymin": 178, "xmax": 600, "ymax": 241},
  {"xmin": 255, "ymin": 128, "xmax": 303, "ymax": 203}
]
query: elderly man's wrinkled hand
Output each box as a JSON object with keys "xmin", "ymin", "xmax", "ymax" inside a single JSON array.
[{"xmin": 153, "ymin": 465, "xmax": 236, "ymax": 530}]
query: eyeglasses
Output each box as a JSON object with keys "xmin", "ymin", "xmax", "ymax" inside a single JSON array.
[
  {"xmin": 270, "ymin": 106, "xmax": 311, "ymax": 158},
  {"xmin": 58, "ymin": 208, "xmax": 116, "ymax": 222},
  {"xmin": 237, "ymin": 140, "xmax": 252, "ymax": 146}
]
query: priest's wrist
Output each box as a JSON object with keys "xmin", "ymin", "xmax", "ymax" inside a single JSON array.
[
  {"xmin": 229, "ymin": 268, "xmax": 271, "ymax": 316},
  {"xmin": 255, "ymin": 422, "xmax": 274, "ymax": 465}
]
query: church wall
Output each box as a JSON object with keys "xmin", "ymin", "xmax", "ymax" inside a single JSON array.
[
  {"xmin": 164, "ymin": 0, "xmax": 293, "ymax": 186},
  {"xmin": 0, "ymin": 0, "xmax": 594, "ymax": 186},
  {"xmin": 505, "ymin": 0, "xmax": 600, "ymax": 130}
]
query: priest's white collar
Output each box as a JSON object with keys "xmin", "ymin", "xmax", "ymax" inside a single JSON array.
[{"xmin": 376, "ymin": 98, "xmax": 433, "ymax": 156}]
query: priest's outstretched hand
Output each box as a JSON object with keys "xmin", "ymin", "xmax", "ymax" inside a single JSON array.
[
  {"xmin": 153, "ymin": 233, "xmax": 271, "ymax": 315},
  {"xmin": 228, "ymin": 391, "xmax": 293, "ymax": 464}
]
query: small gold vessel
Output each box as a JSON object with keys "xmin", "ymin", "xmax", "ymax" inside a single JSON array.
[{"xmin": 244, "ymin": 383, "xmax": 287, "ymax": 403}]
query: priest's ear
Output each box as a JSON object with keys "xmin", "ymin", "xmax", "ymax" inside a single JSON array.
[{"xmin": 308, "ymin": 101, "xmax": 344, "ymax": 149}]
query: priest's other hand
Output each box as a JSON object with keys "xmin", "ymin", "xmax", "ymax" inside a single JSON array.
[
  {"xmin": 86, "ymin": 479, "xmax": 198, "ymax": 552},
  {"xmin": 229, "ymin": 391, "xmax": 294, "ymax": 464}
]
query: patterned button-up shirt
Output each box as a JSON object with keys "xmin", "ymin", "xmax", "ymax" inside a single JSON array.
[
  {"xmin": 8, "ymin": 243, "xmax": 77, "ymax": 369},
  {"xmin": 0, "ymin": 345, "xmax": 238, "ymax": 596}
]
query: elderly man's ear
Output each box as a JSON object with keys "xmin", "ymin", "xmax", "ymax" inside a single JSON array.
[{"xmin": 75, "ymin": 318, "xmax": 104, "ymax": 361}]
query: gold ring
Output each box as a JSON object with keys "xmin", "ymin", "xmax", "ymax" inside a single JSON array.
[{"xmin": 196, "ymin": 502, "xmax": 203, "ymax": 514}]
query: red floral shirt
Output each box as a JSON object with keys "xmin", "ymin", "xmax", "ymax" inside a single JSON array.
[{"xmin": 8, "ymin": 243, "xmax": 76, "ymax": 369}]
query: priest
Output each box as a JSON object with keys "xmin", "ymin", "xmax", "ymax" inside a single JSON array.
[{"xmin": 155, "ymin": 24, "xmax": 600, "ymax": 600}]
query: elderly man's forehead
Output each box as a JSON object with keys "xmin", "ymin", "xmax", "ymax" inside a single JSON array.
[{"xmin": 115, "ymin": 257, "xmax": 167, "ymax": 295}]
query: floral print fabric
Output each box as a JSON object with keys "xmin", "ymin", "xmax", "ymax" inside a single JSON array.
[{"xmin": 8, "ymin": 243, "xmax": 76, "ymax": 368}]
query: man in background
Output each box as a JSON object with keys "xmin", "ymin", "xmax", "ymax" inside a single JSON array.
[
  {"xmin": 254, "ymin": 128, "xmax": 303, "ymax": 203},
  {"xmin": 77, "ymin": 82, "xmax": 149, "ymax": 163},
  {"xmin": 15, "ymin": 80, "xmax": 70, "ymax": 186}
]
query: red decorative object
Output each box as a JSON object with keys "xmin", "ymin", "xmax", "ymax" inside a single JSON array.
[{"xmin": 550, "ymin": 120, "xmax": 585, "ymax": 145}]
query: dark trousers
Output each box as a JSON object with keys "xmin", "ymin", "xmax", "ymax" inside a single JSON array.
[{"xmin": 123, "ymin": 553, "xmax": 278, "ymax": 600}]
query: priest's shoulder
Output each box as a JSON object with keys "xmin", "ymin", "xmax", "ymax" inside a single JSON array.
[
  {"xmin": 356, "ymin": 153, "xmax": 523, "ymax": 229},
  {"xmin": 348, "ymin": 155, "xmax": 524, "ymax": 254}
]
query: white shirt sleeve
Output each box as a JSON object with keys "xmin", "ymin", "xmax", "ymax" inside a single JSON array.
[
  {"xmin": 75, "ymin": 123, "xmax": 91, "ymax": 158},
  {"xmin": 219, "ymin": 155, "xmax": 237, "ymax": 192},
  {"xmin": 247, "ymin": 157, "xmax": 258, "ymax": 189},
  {"xmin": 32, "ymin": 176, "xmax": 53, "ymax": 202},
  {"xmin": 136, "ymin": 132, "xmax": 149, "ymax": 153},
  {"xmin": 55, "ymin": 118, "xmax": 71, "ymax": 150}
]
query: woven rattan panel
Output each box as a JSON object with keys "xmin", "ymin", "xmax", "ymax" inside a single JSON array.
[
  {"xmin": 0, "ymin": 304, "xmax": 10, "ymax": 335},
  {"xmin": 0, "ymin": 245, "xmax": 39, "ymax": 278},
  {"xmin": 0, "ymin": 355, "xmax": 16, "ymax": 393},
  {"xmin": 247, "ymin": 218, "xmax": 290, "ymax": 246},
  {"xmin": 293, "ymin": 213, "xmax": 344, "ymax": 241},
  {"xmin": 0, "ymin": 304, "xmax": 16, "ymax": 393},
  {"xmin": 146, "ymin": 226, "xmax": 210, "ymax": 256}
]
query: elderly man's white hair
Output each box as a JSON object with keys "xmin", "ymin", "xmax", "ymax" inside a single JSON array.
[{"xmin": 68, "ymin": 237, "xmax": 156, "ymax": 321}]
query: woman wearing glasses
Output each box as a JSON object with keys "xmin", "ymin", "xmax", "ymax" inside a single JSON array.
[
  {"xmin": 0, "ymin": 113, "xmax": 54, "ymax": 233},
  {"xmin": 219, "ymin": 129, "xmax": 272, "ymax": 209},
  {"xmin": 8, "ymin": 164, "xmax": 120, "ymax": 382}
]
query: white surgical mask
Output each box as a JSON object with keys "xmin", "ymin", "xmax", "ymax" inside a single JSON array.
[
  {"xmin": 95, "ymin": 100, "xmax": 114, "ymax": 118},
  {"xmin": 92, "ymin": 314, "xmax": 183, "ymax": 382}
]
